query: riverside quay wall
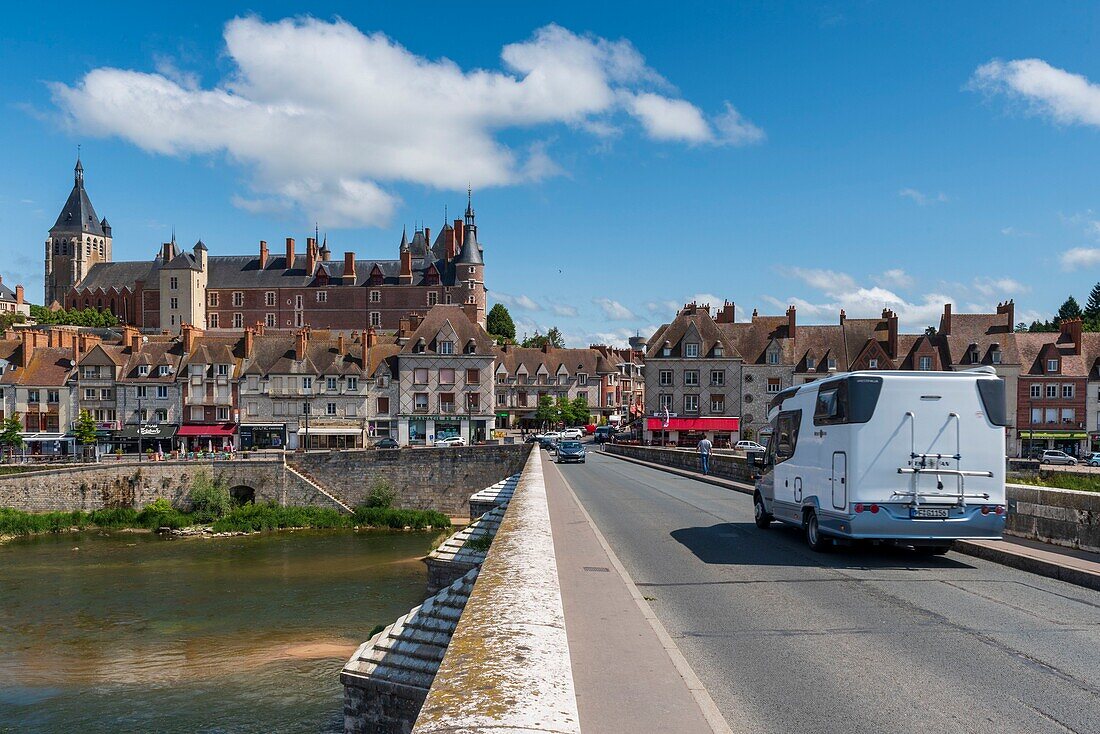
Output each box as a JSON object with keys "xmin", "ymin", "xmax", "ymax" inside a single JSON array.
[
  {"xmin": 603, "ymin": 443, "xmax": 758, "ymax": 483},
  {"xmin": 290, "ymin": 444, "xmax": 531, "ymax": 516},
  {"xmin": 0, "ymin": 445, "xmax": 531, "ymax": 515}
]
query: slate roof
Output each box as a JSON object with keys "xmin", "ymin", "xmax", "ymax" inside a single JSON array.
[
  {"xmin": 0, "ymin": 280, "xmax": 18, "ymax": 303},
  {"xmin": 493, "ymin": 346, "xmax": 620, "ymax": 377},
  {"xmin": 401, "ymin": 306, "xmax": 494, "ymax": 355},
  {"xmin": 646, "ymin": 307, "xmax": 739, "ymax": 359},
  {"xmin": 238, "ymin": 331, "xmax": 366, "ymax": 377},
  {"xmin": 76, "ymin": 261, "xmax": 161, "ymax": 292},
  {"xmin": 454, "ymin": 225, "xmax": 484, "ymax": 265},
  {"xmin": 51, "ymin": 162, "xmax": 104, "ymax": 236}
]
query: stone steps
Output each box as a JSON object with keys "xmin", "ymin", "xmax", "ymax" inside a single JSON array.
[{"xmin": 283, "ymin": 461, "xmax": 354, "ymax": 514}]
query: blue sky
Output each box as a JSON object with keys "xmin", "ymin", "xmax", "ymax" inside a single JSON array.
[{"xmin": 5, "ymin": 2, "xmax": 1100, "ymax": 345}]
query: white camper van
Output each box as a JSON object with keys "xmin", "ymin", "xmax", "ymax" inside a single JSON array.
[{"xmin": 754, "ymin": 368, "xmax": 1006, "ymax": 554}]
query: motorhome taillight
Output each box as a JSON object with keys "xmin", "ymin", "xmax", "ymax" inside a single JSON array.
[
  {"xmin": 981, "ymin": 505, "xmax": 990, "ymax": 515},
  {"xmin": 854, "ymin": 503, "xmax": 864, "ymax": 513},
  {"xmin": 869, "ymin": 504, "xmax": 879, "ymax": 514},
  {"xmin": 995, "ymin": 505, "xmax": 1005, "ymax": 515}
]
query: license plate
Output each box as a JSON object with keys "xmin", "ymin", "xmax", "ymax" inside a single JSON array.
[{"xmin": 912, "ymin": 507, "xmax": 950, "ymax": 519}]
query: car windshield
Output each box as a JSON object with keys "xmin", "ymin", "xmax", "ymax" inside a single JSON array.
[{"xmin": 561, "ymin": 442, "xmax": 581, "ymax": 449}]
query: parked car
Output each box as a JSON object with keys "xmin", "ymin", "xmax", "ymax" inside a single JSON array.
[
  {"xmin": 585, "ymin": 424, "xmax": 597, "ymax": 435},
  {"xmin": 1040, "ymin": 449, "xmax": 1077, "ymax": 465},
  {"xmin": 434, "ymin": 436, "xmax": 466, "ymax": 447},
  {"xmin": 735, "ymin": 440, "xmax": 767, "ymax": 454},
  {"xmin": 1087, "ymin": 452, "xmax": 1100, "ymax": 467},
  {"xmin": 537, "ymin": 435, "xmax": 559, "ymax": 452},
  {"xmin": 556, "ymin": 441, "xmax": 586, "ymax": 464},
  {"xmin": 593, "ymin": 426, "xmax": 616, "ymax": 444},
  {"xmin": 559, "ymin": 428, "xmax": 584, "ymax": 440},
  {"xmin": 373, "ymin": 438, "xmax": 399, "ymax": 449}
]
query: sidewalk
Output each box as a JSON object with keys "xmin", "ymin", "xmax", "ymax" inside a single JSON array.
[
  {"xmin": 543, "ymin": 460, "xmax": 730, "ymax": 734},
  {"xmin": 600, "ymin": 447, "xmax": 1100, "ymax": 593}
]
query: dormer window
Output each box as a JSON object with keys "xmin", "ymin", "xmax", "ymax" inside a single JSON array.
[
  {"xmin": 827, "ymin": 357, "xmax": 837, "ymax": 371},
  {"xmin": 1047, "ymin": 359, "xmax": 1059, "ymax": 373},
  {"xmin": 138, "ymin": 365, "xmax": 150, "ymax": 377},
  {"xmin": 991, "ymin": 348, "xmax": 1002, "ymax": 365},
  {"xmin": 440, "ymin": 340, "xmax": 454, "ymax": 355},
  {"xmin": 806, "ymin": 356, "xmax": 816, "ymax": 371},
  {"xmin": 465, "ymin": 340, "xmax": 477, "ymax": 354},
  {"xmin": 869, "ymin": 358, "xmax": 878, "ymax": 369},
  {"xmin": 713, "ymin": 344, "xmax": 724, "ymax": 357},
  {"xmin": 768, "ymin": 351, "xmax": 779, "ymax": 365},
  {"xmin": 970, "ymin": 348, "xmax": 980, "ymax": 363},
  {"xmin": 685, "ymin": 343, "xmax": 699, "ymax": 358},
  {"xmin": 158, "ymin": 365, "xmax": 170, "ymax": 377}
]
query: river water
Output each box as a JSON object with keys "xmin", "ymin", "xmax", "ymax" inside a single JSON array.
[{"xmin": 0, "ymin": 528, "xmax": 444, "ymax": 733}]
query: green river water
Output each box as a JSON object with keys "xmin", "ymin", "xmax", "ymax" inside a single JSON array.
[{"xmin": 0, "ymin": 528, "xmax": 445, "ymax": 733}]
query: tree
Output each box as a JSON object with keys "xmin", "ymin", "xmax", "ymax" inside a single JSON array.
[
  {"xmin": 521, "ymin": 326, "xmax": 566, "ymax": 349},
  {"xmin": 556, "ymin": 396, "xmax": 572, "ymax": 426},
  {"xmin": 74, "ymin": 409, "xmax": 99, "ymax": 447},
  {"xmin": 1086, "ymin": 283, "xmax": 1100, "ymax": 321},
  {"xmin": 1055, "ymin": 296, "xmax": 1082, "ymax": 325},
  {"xmin": 0, "ymin": 312, "xmax": 26, "ymax": 333},
  {"xmin": 569, "ymin": 395, "xmax": 591, "ymax": 426},
  {"xmin": 29, "ymin": 304, "xmax": 119, "ymax": 328},
  {"xmin": 0, "ymin": 413, "xmax": 23, "ymax": 459},
  {"xmin": 1014, "ymin": 322, "xmax": 1029, "ymax": 333},
  {"xmin": 924, "ymin": 326, "xmax": 937, "ymax": 336},
  {"xmin": 534, "ymin": 395, "xmax": 559, "ymax": 427},
  {"xmin": 486, "ymin": 304, "xmax": 516, "ymax": 342}
]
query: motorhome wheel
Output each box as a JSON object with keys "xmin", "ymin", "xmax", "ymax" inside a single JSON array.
[
  {"xmin": 804, "ymin": 511, "xmax": 832, "ymax": 552},
  {"xmin": 754, "ymin": 493, "xmax": 773, "ymax": 528}
]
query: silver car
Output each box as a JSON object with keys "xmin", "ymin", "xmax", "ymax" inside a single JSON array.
[{"xmin": 1040, "ymin": 450, "xmax": 1077, "ymax": 466}]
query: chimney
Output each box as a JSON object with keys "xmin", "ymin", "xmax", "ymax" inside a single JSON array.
[
  {"xmin": 398, "ymin": 316, "xmax": 411, "ymax": 337},
  {"xmin": 542, "ymin": 343, "xmax": 551, "ymax": 354},
  {"xmin": 366, "ymin": 326, "xmax": 378, "ymax": 348},
  {"xmin": 19, "ymin": 330, "xmax": 33, "ymax": 368},
  {"xmin": 424, "ymin": 227, "xmax": 431, "ymax": 248},
  {"xmin": 716, "ymin": 300, "xmax": 736, "ymax": 324},
  {"xmin": 161, "ymin": 242, "xmax": 173, "ymax": 261},
  {"xmin": 408, "ymin": 313, "xmax": 423, "ymax": 331},
  {"xmin": 254, "ymin": 320, "xmax": 265, "ymax": 337},
  {"xmin": 130, "ymin": 330, "xmax": 142, "ymax": 352},
  {"xmin": 343, "ymin": 252, "xmax": 357, "ymax": 285},
  {"xmin": 1061, "ymin": 317, "xmax": 1083, "ymax": 355},
  {"xmin": 886, "ymin": 309, "xmax": 898, "ymax": 359},
  {"xmin": 786, "ymin": 305, "xmax": 797, "ymax": 340},
  {"xmin": 244, "ymin": 327, "xmax": 254, "ymax": 358},
  {"xmin": 259, "ymin": 240, "xmax": 269, "ymax": 269},
  {"xmin": 181, "ymin": 323, "xmax": 201, "ymax": 353},
  {"xmin": 839, "ymin": 309, "xmax": 846, "ymax": 324},
  {"xmin": 454, "ymin": 219, "xmax": 465, "ymax": 249},
  {"xmin": 15, "ymin": 285, "xmax": 23, "ymax": 307},
  {"xmin": 462, "ymin": 302, "xmax": 480, "ymax": 325},
  {"xmin": 306, "ymin": 237, "xmax": 317, "ymax": 273},
  {"xmin": 295, "ymin": 328, "xmax": 308, "ymax": 361},
  {"xmin": 399, "ymin": 248, "xmax": 413, "ymax": 284},
  {"xmin": 337, "ymin": 333, "xmax": 345, "ymax": 354},
  {"xmin": 285, "ymin": 237, "xmax": 296, "ymax": 269},
  {"xmin": 941, "ymin": 303, "xmax": 952, "ymax": 336},
  {"xmin": 997, "ymin": 300, "xmax": 1015, "ymax": 330}
]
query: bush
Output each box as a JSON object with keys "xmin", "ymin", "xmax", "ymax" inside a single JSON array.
[
  {"xmin": 188, "ymin": 471, "xmax": 232, "ymax": 522},
  {"xmin": 212, "ymin": 503, "xmax": 346, "ymax": 533},
  {"xmin": 352, "ymin": 506, "xmax": 450, "ymax": 530},
  {"xmin": 0, "ymin": 508, "xmax": 90, "ymax": 535},
  {"xmin": 364, "ymin": 480, "xmax": 398, "ymax": 509},
  {"xmin": 88, "ymin": 507, "xmax": 139, "ymax": 528},
  {"xmin": 137, "ymin": 499, "xmax": 191, "ymax": 529}
]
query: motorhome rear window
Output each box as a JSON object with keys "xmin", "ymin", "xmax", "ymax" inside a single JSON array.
[
  {"xmin": 813, "ymin": 382, "xmax": 848, "ymax": 425},
  {"xmin": 846, "ymin": 375, "xmax": 883, "ymax": 423},
  {"xmin": 976, "ymin": 378, "xmax": 1007, "ymax": 426},
  {"xmin": 812, "ymin": 376, "xmax": 882, "ymax": 425}
]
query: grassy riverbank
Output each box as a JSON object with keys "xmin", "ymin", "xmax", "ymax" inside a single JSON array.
[
  {"xmin": 1011, "ymin": 472, "xmax": 1100, "ymax": 493},
  {"xmin": 0, "ymin": 501, "xmax": 450, "ymax": 538}
]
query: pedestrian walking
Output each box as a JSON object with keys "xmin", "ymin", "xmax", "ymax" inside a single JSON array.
[{"xmin": 697, "ymin": 436, "xmax": 713, "ymax": 475}]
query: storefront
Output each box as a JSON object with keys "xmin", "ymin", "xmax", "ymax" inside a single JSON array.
[
  {"xmin": 177, "ymin": 423, "xmax": 237, "ymax": 452},
  {"xmin": 366, "ymin": 420, "xmax": 393, "ymax": 440},
  {"xmin": 296, "ymin": 424, "xmax": 364, "ymax": 450},
  {"xmin": 434, "ymin": 420, "xmax": 462, "ymax": 441},
  {"xmin": 398, "ymin": 415, "xmax": 497, "ymax": 446},
  {"xmin": 114, "ymin": 424, "xmax": 179, "ymax": 454},
  {"xmin": 645, "ymin": 416, "xmax": 741, "ymax": 447},
  {"xmin": 17, "ymin": 432, "xmax": 76, "ymax": 457},
  {"xmin": 239, "ymin": 424, "xmax": 287, "ymax": 450},
  {"xmin": 1019, "ymin": 430, "xmax": 1088, "ymax": 458}
]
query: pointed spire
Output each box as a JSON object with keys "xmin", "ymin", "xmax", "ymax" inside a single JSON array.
[
  {"xmin": 465, "ymin": 185, "xmax": 475, "ymax": 224},
  {"xmin": 399, "ymin": 225, "xmax": 409, "ymax": 252},
  {"xmin": 74, "ymin": 147, "xmax": 84, "ymax": 185}
]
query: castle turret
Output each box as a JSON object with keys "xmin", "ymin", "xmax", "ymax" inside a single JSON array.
[{"xmin": 454, "ymin": 188, "xmax": 486, "ymax": 327}]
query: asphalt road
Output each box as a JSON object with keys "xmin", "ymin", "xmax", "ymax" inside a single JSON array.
[{"xmin": 554, "ymin": 450, "xmax": 1100, "ymax": 734}]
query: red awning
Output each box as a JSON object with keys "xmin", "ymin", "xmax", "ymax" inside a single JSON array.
[
  {"xmin": 178, "ymin": 423, "xmax": 237, "ymax": 437},
  {"xmin": 647, "ymin": 417, "xmax": 740, "ymax": 432}
]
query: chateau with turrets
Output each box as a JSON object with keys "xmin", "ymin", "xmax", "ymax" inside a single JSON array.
[{"xmin": 44, "ymin": 160, "xmax": 488, "ymax": 333}]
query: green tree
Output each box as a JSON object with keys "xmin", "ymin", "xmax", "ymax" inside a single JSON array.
[
  {"xmin": 1014, "ymin": 322, "xmax": 1029, "ymax": 333},
  {"xmin": 570, "ymin": 395, "xmax": 591, "ymax": 426},
  {"xmin": 521, "ymin": 326, "xmax": 565, "ymax": 349},
  {"xmin": 556, "ymin": 396, "xmax": 572, "ymax": 426},
  {"xmin": 1085, "ymin": 283, "xmax": 1100, "ymax": 321},
  {"xmin": 0, "ymin": 413, "xmax": 23, "ymax": 458},
  {"xmin": 534, "ymin": 395, "xmax": 559, "ymax": 427},
  {"xmin": 74, "ymin": 409, "xmax": 99, "ymax": 448},
  {"xmin": 29, "ymin": 304, "xmax": 118, "ymax": 328},
  {"xmin": 0, "ymin": 312, "xmax": 26, "ymax": 333},
  {"xmin": 1055, "ymin": 296, "xmax": 1082, "ymax": 325},
  {"xmin": 486, "ymin": 303, "xmax": 516, "ymax": 342}
]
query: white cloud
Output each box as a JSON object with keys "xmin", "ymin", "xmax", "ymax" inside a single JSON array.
[
  {"xmin": 493, "ymin": 292, "xmax": 541, "ymax": 311},
  {"xmin": 50, "ymin": 17, "xmax": 761, "ymax": 227},
  {"xmin": 969, "ymin": 58, "xmax": 1100, "ymax": 127},
  {"xmin": 786, "ymin": 267, "xmax": 856, "ymax": 292},
  {"xmin": 1061, "ymin": 247, "xmax": 1100, "ymax": 270},
  {"xmin": 774, "ymin": 268, "xmax": 951, "ymax": 331},
  {"xmin": 551, "ymin": 304, "xmax": 578, "ymax": 317},
  {"xmin": 971, "ymin": 276, "xmax": 1029, "ymax": 297},
  {"xmin": 594, "ymin": 297, "xmax": 635, "ymax": 320},
  {"xmin": 898, "ymin": 188, "xmax": 948, "ymax": 206},
  {"xmin": 645, "ymin": 300, "xmax": 680, "ymax": 315},
  {"xmin": 873, "ymin": 268, "xmax": 914, "ymax": 289}
]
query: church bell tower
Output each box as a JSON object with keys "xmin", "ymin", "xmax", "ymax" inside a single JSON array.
[{"xmin": 44, "ymin": 157, "xmax": 112, "ymax": 306}]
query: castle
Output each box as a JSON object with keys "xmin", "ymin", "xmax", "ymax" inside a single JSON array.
[{"xmin": 44, "ymin": 159, "xmax": 488, "ymax": 332}]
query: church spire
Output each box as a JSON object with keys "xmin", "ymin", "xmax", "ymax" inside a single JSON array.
[
  {"xmin": 75, "ymin": 154, "xmax": 84, "ymax": 186},
  {"xmin": 464, "ymin": 186, "xmax": 475, "ymax": 226}
]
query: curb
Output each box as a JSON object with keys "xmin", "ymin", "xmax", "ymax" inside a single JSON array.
[
  {"xmin": 953, "ymin": 540, "xmax": 1100, "ymax": 592},
  {"xmin": 600, "ymin": 448, "xmax": 755, "ymax": 495}
]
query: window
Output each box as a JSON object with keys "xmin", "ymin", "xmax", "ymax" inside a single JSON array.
[
  {"xmin": 440, "ymin": 340, "xmax": 455, "ymax": 355},
  {"xmin": 138, "ymin": 365, "xmax": 150, "ymax": 377},
  {"xmin": 370, "ymin": 312, "xmax": 381, "ymax": 327},
  {"xmin": 100, "ymin": 388, "xmax": 112, "ymax": 400},
  {"xmin": 685, "ymin": 343, "xmax": 699, "ymax": 358},
  {"xmin": 266, "ymin": 313, "xmax": 276, "ymax": 327},
  {"xmin": 156, "ymin": 386, "xmax": 169, "ymax": 399},
  {"xmin": 347, "ymin": 377, "xmax": 358, "ymax": 391},
  {"xmin": 208, "ymin": 313, "xmax": 220, "ymax": 328},
  {"xmin": 439, "ymin": 392, "xmax": 456, "ymax": 412},
  {"xmin": 190, "ymin": 406, "xmax": 204, "ymax": 421},
  {"xmin": 84, "ymin": 388, "xmax": 96, "ymax": 400},
  {"xmin": 1046, "ymin": 384, "xmax": 1058, "ymax": 399},
  {"xmin": 170, "ymin": 277, "xmax": 178, "ymax": 290},
  {"xmin": 414, "ymin": 393, "xmax": 429, "ymax": 412},
  {"xmin": 136, "ymin": 386, "xmax": 148, "ymax": 398},
  {"xmin": 208, "ymin": 292, "xmax": 219, "ymax": 307},
  {"xmin": 1031, "ymin": 407, "xmax": 1042, "ymax": 424},
  {"xmin": 81, "ymin": 366, "xmax": 98, "ymax": 379},
  {"xmin": 1031, "ymin": 384, "xmax": 1041, "ymax": 398},
  {"xmin": 302, "ymin": 377, "xmax": 313, "ymax": 391},
  {"xmin": 578, "ymin": 374, "xmax": 588, "ymax": 386},
  {"xmin": 774, "ymin": 410, "xmax": 802, "ymax": 464},
  {"xmin": 428, "ymin": 292, "xmax": 438, "ymax": 306},
  {"xmin": 327, "ymin": 377, "xmax": 337, "ymax": 391},
  {"xmin": 466, "ymin": 392, "xmax": 481, "ymax": 411},
  {"xmin": 170, "ymin": 297, "xmax": 178, "ymax": 310},
  {"xmin": 498, "ymin": 392, "xmax": 507, "ymax": 405},
  {"xmin": 577, "ymin": 392, "xmax": 588, "ymax": 404},
  {"xmin": 327, "ymin": 402, "xmax": 337, "ymax": 416},
  {"xmin": 414, "ymin": 368, "xmax": 429, "ymax": 384},
  {"xmin": 969, "ymin": 349, "xmax": 980, "ymax": 363},
  {"xmin": 159, "ymin": 365, "xmax": 171, "ymax": 377},
  {"xmin": 216, "ymin": 364, "xmax": 229, "ymax": 377},
  {"xmin": 806, "ymin": 356, "xmax": 816, "ymax": 371},
  {"xmin": 1045, "ymin": 407, "xmax": 1057, "ymax": 423},
  {"xmin": 1047, "ymin": 359, "xmax": 1059, "ymax": 373},
  {"xmin": 659, "ymin": 370, "xmax": 673, "ymax": 386},
  {"xmin": 661, "ymin": 347, "xmax": 671, "ymax": 357},
  {"xmin": 658, "ymin": 393, "xmax": 673, "ymax": 410},
  {"xmin": 155, "ymin": 409, "xmax": 168, "ymax": 422},
  {"xmin": 1062, "ymin": 384, "xmax": 1075, "ymax": 399},
  {"xmin": 1062, "ymin": 408, "xmax": 1076, "ymax": 423},
  {"xmin": 295, "ymin": 312, "xmax": 304, "ymax": 327},
  {"xmin": 918, "ymin": 356, "xmax": 933, "ymax": 371},
  {"xmin": 445, "ymin": 293, "xmax": 453, "ymax": 304},
  {"xmin": 684, "ymin": 394, "xmax": 699, "ymax": 414},
  {"xmin": 347, "ymin": 403, "xmax": 357, "ymax": 417},
  {"xmin": 827, "ymin": 358, "xmax": 837, "ymax": 371},
  {"xmin": 439, "ymin": 368, "xmax": 455, "ymax": 385},
  {"xmin": 868, "ymin": 358, "xmax": 878, "ymax": 369},
  {"xmin": 265, "ymin": 291, "xmax": 276, "ymax": 307},
  {"xmin": 316, "ymin": 291, "xmax": 327, "ymax": 303},
  {"xmin": 370, "ymin": 290, "xmax": 381, "ymax": 303},
  {"xmin": 247, "ymin": 402, "xmax": 258, "ymax": 417},
  {"xmin": 295, "ymin": 295, "xmax": 304, "ymax": 310},
  {"xmin": 768, "ymin": 351, "xmax": 779, "ymax": 365},
  {"xmin": 714, "ymin": 344, "xmax": 724, "ymax": 357},
  {"xmin": 301, "ymin": 402, "xmax": 312, "ymax": 416},
  {"xmin": 47, "ymin": 390, "xmax": 59, "ymax": 404},
  {"xmin": 377, "ymin": 397, "xmax": 390, "ymax": 414},
  {"xmin": 767, "ymin": 378, "xmax": 781, "ymax": 394},
  {"xmin": 233, "ymin": 313, "xmax": 243, "ymax": 328},
  {"xmin": 684, "ymin": 370, "xmax": 699, "ymax": 386},
  {"xmin": 711, "ymin": 394, "xmax": 725, "ymax": 412},
  {"xmin": 711, "ymin": 370, "xmax": 724, "ymax": 386},
  {"xmin": 466, "ymin": 368, "xmax": 480, "ymax": 384},
  {"xmin": 517, "ymin": 391, "xmax": 529, "ymax": 407},
  {"xmin": 992, "ymin": 350, "xmax": 1002, "ymax": 365}
]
